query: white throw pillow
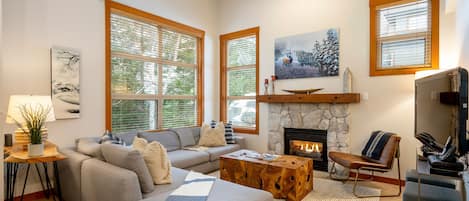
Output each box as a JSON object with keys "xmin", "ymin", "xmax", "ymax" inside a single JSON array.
[
  {"xmin": 198, "ymin": 122, "xmax": 226, "ymax": 147},
  {"xmin": 133, "ymin": 137, "xmax": 172, "ymax": 184}
]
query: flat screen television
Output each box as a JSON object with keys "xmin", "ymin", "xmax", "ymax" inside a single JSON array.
[{"xmin": 415, "ymin": 67, "xmax": 468, "ymax": 155}]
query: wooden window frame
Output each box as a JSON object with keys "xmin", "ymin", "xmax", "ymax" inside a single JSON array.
[
  {"xmin": 105, "ymin": 0, "xmax": 205, "ymax": 131},
  {"xmin": 370, "ymin": 0, "xmax": 439, "ymax": 76},
  {"xmin": 220, "ymin": 27, "xmax": 260, "ymax": 134}
]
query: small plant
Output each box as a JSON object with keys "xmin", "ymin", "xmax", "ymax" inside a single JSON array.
[{"xmin": 10, "ymin": 104, "xmax": 51, "ymax": 145}]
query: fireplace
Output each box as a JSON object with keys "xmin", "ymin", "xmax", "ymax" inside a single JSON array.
[{"xmin": 284, "ymin": 128, "xmax": 328, "ymax": 171}]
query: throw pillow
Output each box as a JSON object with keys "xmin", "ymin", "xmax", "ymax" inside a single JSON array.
[
  {"xmin": 224, "ymin": 121, "xmax": 236, "ymax": 144},
  {"xmin": 210, "ymin": 120, "xmax": 236, "ymax": 144},
  {"xmin": 133, "ymin": 137, "xmax": 172, "ymax": 185},
  {"xmin": 99, "ymin": 131, "xmax": 124, "ymax": 145},
  {"xmin": 101, "ymin": 144, "xmax": 154, "ymax": 193},
  {"xmin": 198, "ymin": 122, "xmax": 226, "ymax": 147}
]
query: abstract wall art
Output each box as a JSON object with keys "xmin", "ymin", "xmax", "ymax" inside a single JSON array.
[{"xmin": 51, "ymin": 47, "xmax": 81, "ymax": 119}]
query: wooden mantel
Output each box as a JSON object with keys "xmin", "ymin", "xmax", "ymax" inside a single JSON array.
[{"xmin": 257, "ymin": 93, "xmax": 360, "ymax": 104}]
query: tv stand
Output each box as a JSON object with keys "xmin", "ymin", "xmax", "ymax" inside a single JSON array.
[{"xmin": 403, "ymin": 149, "xmax": 465, "ymax": 201}]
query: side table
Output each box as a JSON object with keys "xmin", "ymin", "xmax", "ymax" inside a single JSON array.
[{"xmin": 4, "ymin": 141, "xmax": 67, "ymax": 201}]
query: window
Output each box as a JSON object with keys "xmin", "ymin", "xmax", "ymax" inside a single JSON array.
[
  {"xmin": 220, "ymin": 27, "xmax": 259, "ymax": 134},
  {"xmin": 370, "ymin": 0, "xmax": 439, "ymax": 76},
  {"xmin": 106, "ymin": 1, "xmax": 204, "ymax": 132}
]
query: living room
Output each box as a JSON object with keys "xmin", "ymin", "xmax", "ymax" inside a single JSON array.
[{"xmin": 1, "ymin": 0, "xmax": 469, "ymax": 200}]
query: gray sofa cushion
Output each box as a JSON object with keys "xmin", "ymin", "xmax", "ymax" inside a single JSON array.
[
  {"xmin": 167, "ymin": 150, "xmax": 209, "ymax": 169},
  {"xmin": 138, "ymin": 131, "xmax": 181, "ymax": 151},
  {"xmin": 205, "ymin": 144, "xmax": 241, "ymax": 161},
  {"xmin": 116, "ymin": 131, "xmax": 138, "ymax": 145},
  {"xmin": 190, "ymin": 127, "xmax": 201, "ymax": 143},
  {"xmin": 142, "ymin": 167, "xmax": 273, "ymax": 201},
  {"xmin": 76, "ymin": 137, "xmax": 104, "ymax": 160},
  {"xmin": 101, "ymin": 144, "xmax": 154, "ymax": 193},
  {"xmin": 170, "ymin": 128, "xmax": 196, "ymax": 147}
]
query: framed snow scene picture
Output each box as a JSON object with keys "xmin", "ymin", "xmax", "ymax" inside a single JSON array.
[
  {"xmin": 274, "ymin": 29, "xmax": 339, "ymax": 79},
  {"xmin": 51, "ymin": 47, "xmax": 81, "ymax": 119}
]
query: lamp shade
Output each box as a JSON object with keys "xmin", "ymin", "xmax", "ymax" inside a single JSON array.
[{"xmin": 6, "ymin": 95, "xmax": 56, "ymax": 124}]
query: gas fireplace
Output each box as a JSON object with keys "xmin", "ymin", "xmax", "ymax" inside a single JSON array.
[{"xmin": 284, "ymin": 128, "xmax": 328, "ymax": 171}]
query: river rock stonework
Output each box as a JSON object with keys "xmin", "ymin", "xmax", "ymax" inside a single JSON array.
[{"xmin": 268, "ymin": 103, "xmax": 350, "ymax": 173}]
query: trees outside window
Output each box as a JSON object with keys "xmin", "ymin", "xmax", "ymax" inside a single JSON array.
[
  {"xmin": 106, "ymin": 2, "xmax": 204, "ymax": 132},
  {"xmin": 220, "ymin": 27, "xmax": 259, "ymax": 134}
]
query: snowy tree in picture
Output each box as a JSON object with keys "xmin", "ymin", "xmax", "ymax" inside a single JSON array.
[{"xmin": 275, "ymin": 29, "xmax": 340, "ymax": 79}]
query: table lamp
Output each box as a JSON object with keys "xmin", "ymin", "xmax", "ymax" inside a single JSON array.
[{"xmin": 6, "ymin": 95, "xmax": 56, "ymax": 146}]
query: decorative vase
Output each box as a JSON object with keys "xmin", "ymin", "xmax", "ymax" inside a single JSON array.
[
  {"xmin": 343, "ymin": 67, "xmax": 352, "ymax": 93},
  {"xmin": 28, "ymin": 143, "xmax": 44, "ymax": 157},
  {"xmin": 264, "ymin": 79, "xmax": 269, "ymax": 95}
]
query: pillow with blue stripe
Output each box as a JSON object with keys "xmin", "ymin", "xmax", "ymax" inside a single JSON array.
[{"xmin": 210, "ymin": 120, "xmax": 236, "ymax": 144}]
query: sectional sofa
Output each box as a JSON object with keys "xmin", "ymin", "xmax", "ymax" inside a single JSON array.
[{"xmin": 58, "ymin": 127, "xmax": 273, "ymax": 201}]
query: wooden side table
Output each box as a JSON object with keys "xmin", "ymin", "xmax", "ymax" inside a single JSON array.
[
  {"xmin": 4, "ymin": 141, "xmax": 67, "ymax": 201},
  {"xmin": 220, "ymin": 149, "xmax": 314, "ymax": 201}
]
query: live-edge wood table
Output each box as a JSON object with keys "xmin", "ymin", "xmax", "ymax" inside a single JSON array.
[
  {"xmin": 4, "ymin": 141, "xmax": 67, "ymax": 201},
  {"xmin": 220, "ymin": 149, "xmax": 314, "ymax": 201}
]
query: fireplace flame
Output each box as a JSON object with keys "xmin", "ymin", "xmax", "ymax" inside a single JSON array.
[{"xmin": 301, "ymin": 143, "xmax": 320, "ymax": 153}]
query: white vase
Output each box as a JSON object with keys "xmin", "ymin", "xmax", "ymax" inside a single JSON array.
[
  {"xmin": 343, "ymin": 67, "xmax": 352, "ymax": 93},
  {"xmin": 28, "ymin": 143, "xmax": 44, "ymax": 157}
]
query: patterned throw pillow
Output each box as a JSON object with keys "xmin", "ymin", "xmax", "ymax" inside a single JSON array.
[
  {"xmin": 210, "ymin": 120, "xmax": 236, "ymax": 144},
  {"xmin": 99, "ymin": 130, "xmax": 124, "ymax": 145}
]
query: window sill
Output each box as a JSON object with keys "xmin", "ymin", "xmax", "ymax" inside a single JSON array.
[
  {"xmin": 234, "ymin": 127, "xmax": 258, "ymax": 135},
  {"xmin": 370, "ymin": 66, "xmax": 438, "ymax": 76}
]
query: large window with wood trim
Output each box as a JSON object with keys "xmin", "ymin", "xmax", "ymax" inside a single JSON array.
[
  {"xmin": 106, "ymin": 1, "xmax": 204, "ymax": 132},
  {"xmin": 220, "ymin": 27, "xmax": 259, "ymax": 134},
  {"xmin": 370, "ymin": 0, "xmax": 439, "ymax": 76}
]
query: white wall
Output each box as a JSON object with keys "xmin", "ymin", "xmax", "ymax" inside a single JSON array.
[
  {"xmin": 456, "ymin": 0, "xmax": 469, "ymax": 67},
  {"xmin": 1, "ymin": 0, "xmax": 218, "ymax": 195},
  {"xmin": 0, "ymin": 0, "xmax": 3, "ymax": 199},
  {"xmin": 1, "ymin": 0, "xmax": 106, "ymax": 195},
  {"xmin": 217, "ymin": 0, "xmax": 458, "ymax": 179}
]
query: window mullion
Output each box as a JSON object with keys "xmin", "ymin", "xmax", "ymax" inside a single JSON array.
[{"xmin": 157, "ymin": 26, "xmax": 164, "ymax": 130}]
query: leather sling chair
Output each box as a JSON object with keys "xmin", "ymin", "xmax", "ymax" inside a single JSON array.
[{"xmin": 329, "ymin": 134, "xmax": 401, "ymax": 198}]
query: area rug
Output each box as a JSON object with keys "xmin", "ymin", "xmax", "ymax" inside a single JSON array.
[
  {"xmin": 291, "ymin": 177, "xmax": 380, "ymax": 201},
  {"xmin": 209, "ymin": 171, "xmax": 380, "ymax": 201}
]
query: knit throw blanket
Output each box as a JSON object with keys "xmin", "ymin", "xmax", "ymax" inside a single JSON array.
[
  {"xmin": 165, "ymin": 171, "xmax": 216, "ymax": 201},
  {"xmin": 361, "ymin": 131, "xmax": 394, "ymax": 160}
]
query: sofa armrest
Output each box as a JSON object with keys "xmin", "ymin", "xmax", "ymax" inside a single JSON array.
[
  {"xmin": 58, "ymin": 148, "xmax": 91, "ymax": 201},
  {"xmin": 234, "ymin": 135, "xmax": 246, "ymax": 149},
  {"xmin": 81, "ymin": 158, "xmax": 143, "ymax": 201}
]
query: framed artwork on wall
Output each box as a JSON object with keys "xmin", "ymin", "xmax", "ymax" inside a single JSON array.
[
  {"xmin": 274, "ymin": 28, "xmax": 339, "ymax": 79},
  {"xmin": 50, "ymin": 47, "xmax": 81, "ymax": 119}
]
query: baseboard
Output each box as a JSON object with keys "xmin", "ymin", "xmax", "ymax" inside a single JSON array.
[
  {"xmin": 10, "ymin": 191, "xmax": 46, "ymax": 201},
  {"xmin": 349, "ymin": 171, "xmax": 406, "ymax": 186}
]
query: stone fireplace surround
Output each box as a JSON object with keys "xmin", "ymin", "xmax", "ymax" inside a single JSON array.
[{"xmin": 267, "ymin": 103, "xmax": 350, "ymax": 170}]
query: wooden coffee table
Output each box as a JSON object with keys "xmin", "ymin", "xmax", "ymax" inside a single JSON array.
[{"xmin": 220, "ymin": 149, "xmax": 313, "ymax": 201}]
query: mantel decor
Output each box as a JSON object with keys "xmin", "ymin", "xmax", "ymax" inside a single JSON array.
[
  {"xmin": 282, "ymin": 88, "xmax": 323, "ymax": 95},
  {"xmin": 257, "ymin": 93, "xmax": 360, "ymax": 104}
]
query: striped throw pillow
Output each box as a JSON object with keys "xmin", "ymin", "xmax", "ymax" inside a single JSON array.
[{"xmin": 210, "ymin": 120, "xmax": 236, "ymax": 144}]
